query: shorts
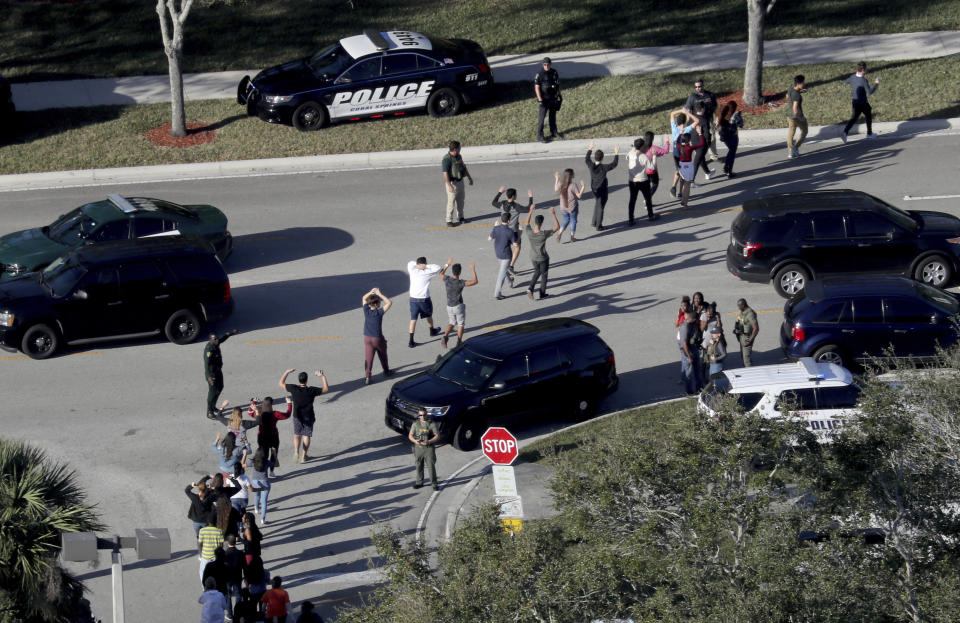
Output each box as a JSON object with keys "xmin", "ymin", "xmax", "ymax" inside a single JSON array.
[
  {"xmin": 446, "ymin": 304, "xmax": 466, "ymax": 327},
  {"xmin": 409, "ymin": 297, "xmax": 433, "ymax": 320},
  {"xmin": 293, "ymin": 418, "xmax": 314, "ymax": 437}
]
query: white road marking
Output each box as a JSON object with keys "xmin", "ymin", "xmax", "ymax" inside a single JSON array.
[{"xmin": 903, "ymin": 194, "xmax": 960, "ymax": 201}]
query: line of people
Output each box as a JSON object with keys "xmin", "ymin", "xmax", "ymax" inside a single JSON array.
[{"xmin": 676, "ymin": 293, "xmax": 759, "ymax": 395}]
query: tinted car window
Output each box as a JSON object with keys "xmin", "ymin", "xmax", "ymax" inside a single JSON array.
[
  {"xmin": 339, "ymin": 58, "xmax": 381, "ymax": 83},
  {"xmin": 165, "ymin": 256, "xmax": 223, "ymax": 283},
  {"xmin": 490, "ymin": 355, "xmax": 528, "ymax": 385},
  {"xmin": 754, "ymin": 218, "xmax": 793, "ymax": 240},
  {"xmin": 777, "ymin": 388, "xmax": 817, "ymax": 410},
  {"xmin": 308, "ymin": 43, "xmax": 354, "ymax": 79},
  {"xmin": 847, "ymin": 212, "xmax": 895, "ymax": 237},
  {"xmin": 915, "ymin": 281, "xmax": 960, "ymax": 315},
  {"xmin": 853, "ymin": 298, "xmax": 884, "ymax": 323},
  {"xmin": 133, "ymin": 218, "xmax": 176, "ymax": 237},
  {"xmin": 810, "ymin": 214, "xmax": 846, "ymax": 239},
  {"xmin": 884, "ymin": 297, "xmax": 933, "ymax": 323},
  {"xmin": 119, "ymin": 261, "xmax": 164, "ymax": 297},
  {"xmin": 528, "ymin": 347, "xmax": 563, "ymax": 375},
  {"xmin": 91, "ymin": 220, "xmax": 129, "ymax": 242},
  {"xmin": 80, "ymin": 268, "xmax": 119, "ymax": 299},
  {"xmin": 811, "ymin": 300, "xmax": 850, "ymax": 324},
  {"xmin": 382, "ymin": 54, "xmax": 418, "ymax": 76},
  {"xmin": 817, "ymin": 385, "xmax": 862, "ymax": 409},
  {"xmin": 433, "ymin": 348, "xmax": 500, "ymax": 390},
  {"xmin": 417, "ymin": 55, "xmax": 441, "ymax": 69}
]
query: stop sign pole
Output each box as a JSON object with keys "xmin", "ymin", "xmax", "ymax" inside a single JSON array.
[{"xmin": 481, "ymin": 427, "xmax": 523, "ymax": 532}]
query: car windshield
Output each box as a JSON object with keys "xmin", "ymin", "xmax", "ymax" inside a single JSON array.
[
  {"xmin": 307, "ymin": 43, "xmax": 354, "ymax": 80},
  {"xmin": 432, "ymin": 347, "xmax": 501, "ymax": 390},
  {"xmin": 40, "ymin": 256, "xmax": 85, "ymax": 297},
  {"xmin": 915, "ymin": 281, "xmax": 960, "ymax": 315},
  {"xmin": 47, "ymin": 207, "xmax": 96, "ymax": 244},
  {"xmin": 871, "ymin": 199, "xmax": 918, "ymax": 232}
]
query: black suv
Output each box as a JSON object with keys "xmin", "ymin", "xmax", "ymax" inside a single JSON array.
[
  {"xmin": 384, "ymin": 318, "xmax": 618, "ymax": 450},
  {"xmin": 780, "ymin": 276, "xmax": 960, "ymax": 368},
  {"xmin": 0, "ymin": 236, "xmax": 233, "ymax": 359},
  {"xmin": 727, "ymin": 190, "xmax": 960, "ymax": 298}
]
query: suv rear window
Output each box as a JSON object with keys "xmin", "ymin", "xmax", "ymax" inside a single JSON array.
[
  {"xmin": 165, "ymin": 256, "xmax": 223, "ymax": 283},
  {"xmin": 916, "ymin": 281, "xmax": 960, "ymax": 315},
  {"xmin": 752, "ymin": 218, "xmax": 793, "ymax": 240},
  {"xmin": 701, "ymin": 377, "xmax": 764, "ymax": 412}
]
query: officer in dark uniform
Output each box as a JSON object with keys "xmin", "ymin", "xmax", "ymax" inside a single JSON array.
[
  {"xmin": 204, "ymin": 329, "xmax": 239, "ymax": 419},
  {"xmin": 408, "ymin": 409, "xmax": 440, "ymax": 490},
  {"xmin": 534, "ymin": 57, "xmax": 563, "ymax": 143}
]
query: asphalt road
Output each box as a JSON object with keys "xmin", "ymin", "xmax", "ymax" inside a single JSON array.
[{"xmin": 1, "ymin": 129, "xmax": 958, "ymax": 621}]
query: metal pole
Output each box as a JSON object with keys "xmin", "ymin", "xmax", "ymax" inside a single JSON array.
[{"xmin": 111, "ymin": 550, "xmax": 125, "ymax": 623}]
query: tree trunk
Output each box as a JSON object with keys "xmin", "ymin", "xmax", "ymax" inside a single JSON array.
[
  {"xmin": 157, "ymin": 0, "xmax": 193, "ymax": 138},
  {"xmin": 166, "ymin": 49, "xmax": 187, "ymax": 138},
  {"xmin": 743, "ymin": 0, "xmax": 766, "ymax": 108}
]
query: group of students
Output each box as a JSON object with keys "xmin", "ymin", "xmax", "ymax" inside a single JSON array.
[{"xmin": 676, "ymin": 292, "xmax": 728, "ymax": 395}]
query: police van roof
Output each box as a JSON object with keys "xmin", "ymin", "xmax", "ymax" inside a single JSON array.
[
  {"xmin": 720, "ymin": 358, "xmax": 853, "ymax": 391},
  {"xmin": 340, "ymin": 31, "xmax": 433, "ymax": 59}
]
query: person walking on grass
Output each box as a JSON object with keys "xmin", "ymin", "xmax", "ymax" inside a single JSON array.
[
  {"xmin": 489, "ymin": 214, "xmax": 519, "ymax": 300},
  {"xmin": 279, "ymin": 368, "xmax": 328, "ymax": 463},
  {"xmin": 491, "ymin": 187, "xmax": 532, "ymax": 276},
  {"xmin": 555, "ymin": 168, "xmax": 584, "ymax": 241},
  {"xmin": 841, "ymin": 61, "xmax": 880, "ymax": 142},
  {"xmin": 534, "ymin": 57, "xmax": 562, "ymax": 143},
  {"xmin": 439, "ymin": 261, "xmax": 479, "ymax": 349},
  {"xmin": 717, "ymin": 101, "xmax": 744, "ymax": 177},
  {"xmin": 524, "ymin": 203, "xmax": 560, "ymax": 300},
  {"xmin": 407, "ymin": 256, "xmax": 450, "ymax": 347},
  {"xmin": 676, "ymin": 129, "xmax": 705, "ymax": 208},
  {"xmin": 585, "ymin": 140, "xmax": 619, "ymax": 231},
  {"xmin": 786, "ymin": 75, "xmax": 807, "ymax": 158},
  {"xmin": 442, "ymin": 140, "xmax": 473, "ymax": 227},
  {"xmin": 361, "ymin": 287, "xmax": 394, "ymax": 385},
  {"xmin": 668, "ymin": 109, "xmax": 697, "ymax": 198}
]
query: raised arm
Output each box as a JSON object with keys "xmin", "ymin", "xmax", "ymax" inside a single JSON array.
[
  {"xmin": 361, "ymin": 288, "xmax": 377, "ymax": 306},
  {"xmin": 523, "ymin": 202, "xmax": 535, "ymax": 227},
  {"xmin": 374, "ymin": 287, "xmax": 392, "ymax": 313},
  {"xmin": 464, "ymin": 262, "xmax": 479, "ymax": 287},
  {"xmin": 278, "ymin": 368, "xmax": 294, "ymax": 390}
]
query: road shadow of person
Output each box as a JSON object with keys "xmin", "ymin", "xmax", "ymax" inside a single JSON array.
[{"xmin": 228, "ymin": 227, "xmax": 354, "ymax": 272}]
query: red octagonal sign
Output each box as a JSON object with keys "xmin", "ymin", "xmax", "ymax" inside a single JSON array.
[{"xmin": 481, "ymin": 427, "xmax": 518, "ymax": 465}]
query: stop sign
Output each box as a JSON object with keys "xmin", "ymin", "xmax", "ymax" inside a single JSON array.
[{"xmin": 480, "ymin": 427, "xmax": 518, "ymax": 465}]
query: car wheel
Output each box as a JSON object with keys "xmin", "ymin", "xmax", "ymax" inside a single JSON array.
[
  {"xmin": 292, "ymin": 101, "xmax": 328, "ymax": 131},
  {"xmin": 774, "ymin": 264, "xmax": 810, "ymax": 298},
  {"xmin": 572, "ymin": 394, "xmax": 599, "ymax": 422},
  {"xmin": 914, "ymin": 254, "xmax": 953, "ymax": 288},
  {"xmin": 452, "ymin": 417, "xmax": 483, "ymax": 451},
  {"xmin": 812, "ymin": 345, "xmax": 844, "ymax": 367},
  {"xmin": 427, "ymin": 87, "xmax": 463, "ymax": 118},
  {"xmin": 164, "ymin": 309, "xmax": 201, "ymax": 345},
  {"xmin": 21, "ymin": 324, "xmax": 58, "ymax": 360}
]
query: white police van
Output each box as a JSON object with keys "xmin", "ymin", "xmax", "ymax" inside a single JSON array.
[
  {"xmin": 238, "ymin": 29, "xmax": 495, "ymax": 131},
  {"xmin": 697, "ymin": 358, "xmax": 861, "ymax": 443}
]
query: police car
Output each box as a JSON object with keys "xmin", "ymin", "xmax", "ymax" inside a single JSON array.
[
  {"xmin": 237, "ymin": 29, "xmax": 495, "ymax": 131},
  {"xmin": 697, "ymin": 358, "xmax": 862, "ymax": 443}
]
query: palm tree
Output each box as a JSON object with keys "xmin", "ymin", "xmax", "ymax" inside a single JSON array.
[{"xmin": 0, "ymin": 437, "xmax": 103, "ymax": 622}]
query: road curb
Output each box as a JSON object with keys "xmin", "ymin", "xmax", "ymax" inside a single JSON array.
[{"xmin": 2, "ymin": 118, "xmax": 958, "ymax": 193}]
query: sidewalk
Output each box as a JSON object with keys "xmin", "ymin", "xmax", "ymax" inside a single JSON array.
[{"xmin": 10, "ymin": 31, "xmax": 960, "ymax": 111}]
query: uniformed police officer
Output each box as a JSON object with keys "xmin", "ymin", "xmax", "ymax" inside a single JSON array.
[
  {"xmin": 735, "ymin": 298, "xmax": 759, "ymax": 367},
  {"xmin": 534, "ymin": 57, "xmax": 563, "ymax": 143},
  {"xmin": 204, "ymin": 329, "xmax": 239, "ymax": 419},
  {"xmin": 408, "ymin": 409, "xmax": 440, "ymax": 490}
]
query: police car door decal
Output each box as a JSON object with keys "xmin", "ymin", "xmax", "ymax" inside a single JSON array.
[{"xmin": 329, "ymin": 80, "xmax": 435, "ymax": 119}]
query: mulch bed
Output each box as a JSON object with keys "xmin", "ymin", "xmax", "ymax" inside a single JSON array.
[
  {"xmin": 717, "ymin": 89, "xmax": 786, "ymax": 116},
  {"xmin": 144, "ymin": 122, "xmax": 218, "ymax": 148}
]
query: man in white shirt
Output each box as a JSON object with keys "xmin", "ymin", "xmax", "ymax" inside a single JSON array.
[{"xmin": 407, "ymin": 256, "xmax": 453, "ymax": 348}]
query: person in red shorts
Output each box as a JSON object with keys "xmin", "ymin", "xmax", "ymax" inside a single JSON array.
[{"xmin": 261, "ymin": 576, "xmax": 290, "ymax": 623}]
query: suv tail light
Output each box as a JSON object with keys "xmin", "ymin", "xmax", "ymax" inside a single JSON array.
[
  {"xmin": 792, "ymin": 325, "xmax": 805, "ymax": 342},
  {"xmin": 743, "ymin": 242, "xmax": 763, "ymax": 259},
  {"xmin": 606, "ymin": 354, "xmax": 615, "ymax": 365},
  {"xmin": 222, "ymin": 280, "xmax": 231, "ymax": 303},
  {"xmin": 477, "ymin": 63, "xmax": 490, "ymax": 74}
]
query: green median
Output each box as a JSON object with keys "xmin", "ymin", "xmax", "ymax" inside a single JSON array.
[{"xmin": 1, "ymin": 57, "xmax": 958, "ymax": 176}]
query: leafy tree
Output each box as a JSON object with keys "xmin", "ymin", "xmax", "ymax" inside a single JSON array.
[{"xmin": 0, "ymin": 437, "xmax": 103, "ymax": 623}]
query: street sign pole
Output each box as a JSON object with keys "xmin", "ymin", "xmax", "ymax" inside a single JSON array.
[{"xmin": 481, "ymin": 427, "xmax": 523, "ymax": 532}]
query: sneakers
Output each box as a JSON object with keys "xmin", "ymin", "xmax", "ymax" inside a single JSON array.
[
  {"xmin": 408, "ymin": 340, "xmax": 416, "ymax": 348},
  {"xmin": 669, "ymin": 186, "xmax": 677, "ymax": 197},
  {"xmin": 538, "ymin": 136, "xmax": 548, "ymax": 143},
  {"xmin": 429, "ymin": 327, "xmax": 442, "ymax": 337},
  {"xmin": 865, "ymin": 133, "xmax": 877, "ymax": 139},
  {"xmin": 413, "ymin": 482, "xmax": 423, "ymax": 489},
  {"xmin": 552, "ymin": 132, "xmax": 564, "ymax": 139},
  {"xmin": 691, "ymin": 182, "xmax": 700, "ymax": 188},
  {"xmin": 527, "ymin": 290, "xmax": 534, "ymax": 301},
  {"xmin": 792, "ymin": 147, "xmax": 800, "ymax": 158},
  {"xmin": 364, "ymin": 377, "xmax": 371, "ymax": 386},
  {"xmin": 787, "ymin": 149, "xmax": 796, "ymax": 159},
  {"xmin": 446, "ymin": 221, "xmax": 456, "ymax": 227},
  {"xmin": 540, "ymin": 293, "xmax": 551, "ymax": 299},
  {"xmin": 704, "ymin": 168, "xmax": 716, "ymax": 180},
  {"xmin": 383, "ymin": 368, "xmax": 395, "ymax": 377},
  {"xmin": 840, "ymin": 129, "xmax": 848, "ymax": 143},
  {"xmin": 432, "ymin": 482, "xmax": 439, "ymax": 491},
  {"xmin": 495, "ymin": 294, "xmax": 505, "ymax": 300}
]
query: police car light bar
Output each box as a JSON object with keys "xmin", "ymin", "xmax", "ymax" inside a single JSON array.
[
  {"xmin": 363, "ymin": 29, "xmax": 391, "ymax": 51},
  {"xmin": 798, "ymin": 357, "xmax": 825, "ymax": 380},
  {"xmin": 108, "ymin": 194, "xmax": 139, "ymax": 214}
]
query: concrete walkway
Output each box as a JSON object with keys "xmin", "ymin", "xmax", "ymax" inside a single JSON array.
[{"xmin": 10, "ymin": 30, "xmax": 960, "ymax": 111}]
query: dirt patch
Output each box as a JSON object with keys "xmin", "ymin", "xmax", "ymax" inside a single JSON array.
[
  {"xmin": 718, "ymin": 89, "xmax": 786, "ymax": 116},
  {"xmin": 144, "ymin": 122, "xmax": 217, "ymax": 148}
]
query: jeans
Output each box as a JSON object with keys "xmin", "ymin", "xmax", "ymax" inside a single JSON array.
[
  {"xmin": 253, "ymin": 485, "xmax": 270, "ymax": 520},
  {"xmin": 682, "ymin": 350, "xmax": 702, "ymax": 394},
  {"xmin": 559, "ymin": 207, "xmax": 578, "ymax": 234},
  {"xmin": 787, "ymin": 117, "xmax": 808, "ymax": 150},
  {"xmin": 192, "ymin": 521, "xmax": 205, "ymax": 540},
  {"xmin": 627, "ymin": 180, "xmax": 642, "ymax": 224},
  {"xmin": 227, "ymin": 581, "xmax": 241, "ymax": 613},
  {"xmin": 844, "ymin": 101, "xmax": 873, "ymax": 134},
  {"xmin": 494, "ymin": 258, "xmax": 512, "ymax": 297},
  {"xmin": 528, "ymin": 260, "xmax": 549, "ymax": 296},
  {"xmin": 721, "ymin": 133, "xmax": 738, "ymax": 173},
  {"xmin": 709, "ymin": 362, "xmax": 724, "ymax": 375},
  {"xmin": 694, "ymin": 137, "xmax": 712, "ymax": 175}
]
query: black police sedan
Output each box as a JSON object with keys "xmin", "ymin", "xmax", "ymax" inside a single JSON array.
[
  {"xmin": 385, "ymin": 318, "xmax": 618, "ymax": 451},
  {"xmin": 238, "ymin": 29, "xmax": 495, "ymax": 131}
]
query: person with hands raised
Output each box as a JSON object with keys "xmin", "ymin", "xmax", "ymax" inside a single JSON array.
[
  {"xmin": 585, "ymin": 140, "xmax": 619, "ymax": 231},
  {"xmin": 524, "ymin": 203, "xmax": 561, "ymax": 300},
  {"xmin": 279, "ymin": 368, "xmax": 328, "ymax": 464}
]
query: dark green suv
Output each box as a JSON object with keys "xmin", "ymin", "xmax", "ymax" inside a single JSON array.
[{"xmin": 0, "ymin": 194, "xmax": 232, "ymax": 278}]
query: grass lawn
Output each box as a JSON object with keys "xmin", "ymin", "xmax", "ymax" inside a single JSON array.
[
  {"xmin": 2, "ymin": 57, "xmax": 958, "ymax": 176},
  {"xmin": 1, "ymin": 0, "xmax": 959, "ymax": 80}
]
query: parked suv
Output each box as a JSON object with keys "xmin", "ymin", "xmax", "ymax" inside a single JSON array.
[
  {"xmin": 0, "ymin": 236, "xmax": 233, "ymax": 359},
  {"xmin": 780, "ymin": 276, "xmax": 959, "ymax": 369},
  {"xmin": 698, "ymin": 358, "xmax": 861, "ymax": 443},
  {"xmin": 384, "ymin": 318, "xmax": 618, "ymax": 450},
  {"xmin": 727, "ymin": 190, "xmax": 960, "ymax": 298}
]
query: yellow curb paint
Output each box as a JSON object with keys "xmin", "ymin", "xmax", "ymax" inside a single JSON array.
[
  {"xmin": 0, "ymin": 355, "xmax": 28, "ymax": 361},
  {"xmin": 245, "ymin": 336, "xmax": 342, "ymax": 345}
]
